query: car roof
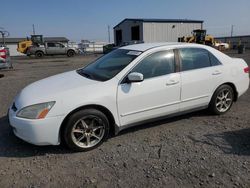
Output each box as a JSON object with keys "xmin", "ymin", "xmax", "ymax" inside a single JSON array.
[
  {"xmin": 120, "ymin": 42, "xmax": 207, "ymax": 52},
  {"xmin": 0, "ymin": 46, "xmax": 9, "ymax": 50}
]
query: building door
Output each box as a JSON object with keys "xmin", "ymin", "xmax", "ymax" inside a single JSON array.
[
  {"xmin": 131, "ymin": 26, "xmax": 140, "ymax": 41},
  {"xmin": 116, "ymin": 30, "xmax": 122, "ymax": 46}
]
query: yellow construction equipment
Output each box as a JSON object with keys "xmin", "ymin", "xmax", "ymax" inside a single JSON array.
[
  {"xmin": 17, "ymin": 35, "xmax": 44, "ymax": 55},
  {"xmin": 180, "ymin": 29, "xmax": 215, "ymax": 46}
]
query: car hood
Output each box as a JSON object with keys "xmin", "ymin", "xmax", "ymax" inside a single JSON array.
[{"xmin": 15, "ymin": 70, "xmax": 100, "ymax": 109}]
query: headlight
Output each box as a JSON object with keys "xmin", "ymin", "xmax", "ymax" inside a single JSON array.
[{"xmin": 17, "ymin": 101, "xmax": 55, "ymax": 119}]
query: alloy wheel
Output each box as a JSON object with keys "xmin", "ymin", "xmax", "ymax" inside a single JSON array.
[
  {"xmin": 215, "ymin": 89, "xmax": 233, "ymax": 113},
  {"xmin": 71, "ymin": 115, "xmax": 105, "ymax": 148}
]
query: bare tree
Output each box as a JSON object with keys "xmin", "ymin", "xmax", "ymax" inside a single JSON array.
[{"xmin": 0, "ymin": 27, "xmax": 10, "ymax": 46}]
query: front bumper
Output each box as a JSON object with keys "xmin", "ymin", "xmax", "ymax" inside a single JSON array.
[
  {"xmin": 8, "ymin": 108, "xmax": 65, "ymax": 146},
  {"xmin": 0, "ymin": 61, "xmax": 11, "ymax": 69},
  {"xmin": 0, "ymin": 56, "xmax": 12, "ymax": 69}
]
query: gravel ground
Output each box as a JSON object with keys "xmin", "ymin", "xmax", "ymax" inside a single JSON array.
[{"xmin": 0, "ymin": 51, "xmax": 250, "ymax": 188}]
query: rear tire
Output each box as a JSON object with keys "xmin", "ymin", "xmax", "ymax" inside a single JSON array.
[
  {"xmin": 63, "ymin": 109, "xmax": 110, "ymax": 152},
  {"xmin": 67, "ymin": 50, "xmax": 75, "ymax": 57},
  {"xmin": 209, "ymin": 84, "xmax": 234, "ymax": 115},
  {"xmin": 35, "ymin": 51, "xmax": 44, "ymax": 58}
]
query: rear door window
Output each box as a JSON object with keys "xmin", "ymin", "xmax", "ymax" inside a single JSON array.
[
  {"xmin": 179, "ymin": 48, "xmax": 211, "ymax": 71},
  {"xmin": 47, "ymin": 43, "xmax": 56, "ymax": 47},
  {"xmin": 54, "ymin": 43, "xmax": 64, "ymax": 48}
]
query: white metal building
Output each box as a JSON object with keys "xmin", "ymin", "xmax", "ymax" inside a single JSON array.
[
  {"xmin": 0, "ymin": 37, "xmax": 69, "ymax": 56},
  {"xmin": 79, "ymin": 40, "xmax": 108, "ymax": 53},
  {"xmin": 113, "ymin": 18, "xmax": 203, "ymax": 46}
]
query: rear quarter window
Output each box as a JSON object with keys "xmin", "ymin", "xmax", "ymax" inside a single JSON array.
[{"xmin": 209, "ymin": 52, "xmax": 222, "ymax": 66}]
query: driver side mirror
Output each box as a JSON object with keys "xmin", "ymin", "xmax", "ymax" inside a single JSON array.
[{"xmin": 127, "ymin": 72, "xmax": 144, "ymax": 83}]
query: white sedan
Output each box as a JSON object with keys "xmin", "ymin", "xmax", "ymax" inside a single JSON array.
[{"xmin": 8, "ymin": 43, "xmax": 249, "ymax": 151}]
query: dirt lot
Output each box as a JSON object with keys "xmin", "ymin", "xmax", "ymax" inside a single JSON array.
[{"xmin": 0, "ymin": 51, "xmax": 250, "ymax": 188}]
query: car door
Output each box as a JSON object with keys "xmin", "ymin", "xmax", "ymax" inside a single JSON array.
[
  {"xmin": 179, "ymin": 48, "xmax": 223, "ymax": 111},
  {"xmin": 46, "ymin": 43, "xmax": 66, "ymax": 54},
  {"xmin": 117, "ymin": 50, "xmax": 181, "ymax": 126},
  {"xmin": 46, "ymin": 42, "xmax": 56, "ymax": 54},
  {"xmin": 56, "ymin": 43, "xmax": 66, "ymax": 54}
]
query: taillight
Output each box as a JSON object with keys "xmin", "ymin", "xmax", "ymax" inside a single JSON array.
[
  {"xmin": 0, "ymin": 49, "xmax": 7, "ymax": 59},
  {"xmin": 244, "ymin": 67, "xmax": 249, "ymax": 73}
]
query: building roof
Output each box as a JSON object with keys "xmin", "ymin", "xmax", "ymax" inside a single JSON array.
[
  {"xmin": 114, "ymin": 18, "xmax": 204, "ymax": 29},
  {"xmin": 0, "ymin": 38, "xmax": 25, "ymax": 43},
  {"xmin": 0, "ymin": 37, "xmax": 69, "ymax": 44},
  {"xmin": 215, "ymin": 35, "xmax": 250, "ymax": 39}
]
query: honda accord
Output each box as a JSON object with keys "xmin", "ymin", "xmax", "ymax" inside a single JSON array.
[{"xmin": 8, "ymin": 43, "xmax": 249, "ymax": 151}]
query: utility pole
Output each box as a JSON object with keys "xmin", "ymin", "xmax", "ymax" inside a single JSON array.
[
  {"xmin": 32, "ymin": 24, "xmax": 36, "ymax": 35},
  {"xmin": 108, "ymin": 25, "xmax": 110, "ymax": 43},
  {"xmin": 0, "ymin": 31, "xmax": 5, "ymax": 45},
  {"xmin": 231, "ymin": 25, "xmax": 234, "ymax": 37}
]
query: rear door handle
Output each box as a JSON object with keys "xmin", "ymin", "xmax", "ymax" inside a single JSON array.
[
  {"xmin": 212, "ymin": 70, "xmax": 222, "ymax": 75},
  {"xmin": 166, "ymin": 80, "xmax": 179, "ymax": 86}
]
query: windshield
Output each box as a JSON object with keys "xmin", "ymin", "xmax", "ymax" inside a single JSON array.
[{"xmin": 77, "ymin": 49, "xmax": 141, "ymax": 81}]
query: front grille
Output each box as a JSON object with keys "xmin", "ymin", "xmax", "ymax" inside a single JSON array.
[{"xmin": 11, "ymin": 103, "xmax": 17, "ymax": 112}]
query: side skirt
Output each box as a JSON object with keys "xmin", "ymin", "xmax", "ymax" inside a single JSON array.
[{"xmin": 114, "ymin": 105, "xmax": 208, "ymax": 135}]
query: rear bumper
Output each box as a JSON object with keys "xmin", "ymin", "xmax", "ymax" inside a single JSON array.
[
  {"xmin": 8, "ymin": 108, "xmax": 65, "ymax": 146},
  {"xmin": 237, "ymin": 76, "xmax": 250, "ymax": 98}
]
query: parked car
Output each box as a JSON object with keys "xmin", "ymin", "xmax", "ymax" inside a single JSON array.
[
  {"xmin": 0, "ymin": 46, "xmax": 12, "ymax": 69},
  {"xmin": 9, "ymin": 43, "xmax": 249, "ymax": 151},
  {"xmin": 214, "ymin": 42, "xmax": 230, "ymax": 50},
  {"xmin": 27, "ymin": 42, "xmax": 78, "ymax": 58}
]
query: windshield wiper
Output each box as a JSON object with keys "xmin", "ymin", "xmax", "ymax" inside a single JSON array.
[
  {"xmin": 81, "ymin": 72, "xmax": 92, "ymax": 78},
  {"xmin": 77, "ymin": 70, "xmax": 93, "ymax": 79}
]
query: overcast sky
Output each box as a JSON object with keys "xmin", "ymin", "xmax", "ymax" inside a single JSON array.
[{"xmin": 1, "ymin": 0, "xmax": 250, "ymax": 42}]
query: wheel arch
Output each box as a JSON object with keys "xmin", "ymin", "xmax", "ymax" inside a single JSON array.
[
  {"xmin": 59, "ymin": 104, "xmax": 117, "ymax": 143},
  {"xmin": 35, "ymin": 50, "xmax": 44, "ymax": 54},
  {"xmin": 67, "ymin": 49, "xmax": 75, "ymax": 54},
  {"xmin": 35, "ymin": 50, "xmax": 44, "ymax": 56},
  {"xmin": 214, "ymin": 82, "xmax": 238, "ymax": 101},
  {"xmin": 67, "ymin": 49, "xmax": 74, "ymax": 52}
]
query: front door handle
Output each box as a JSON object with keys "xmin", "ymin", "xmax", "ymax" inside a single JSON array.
[
  {"xmin": 166, "ymin": 80, "xmax": 179, "ymax": 86},
  {"xmin": 212, "ymin": 70, "xmax": 222, "ymax": 75}
]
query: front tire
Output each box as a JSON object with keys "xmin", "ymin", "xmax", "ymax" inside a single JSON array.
[
  {"xmin": 67, "ymin": 50, "xmax": 75, "ymax": 57},
  {"xmin": 63, "ymin": 109, "xmax": 110, "ymax": 152},
  {"xmin": 35, "ymin": 51, "xmax": 44, "ymax": 58},
  {"xmin": 209, "ymin": 84, "xmax": 234, "ymax": 115}
]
